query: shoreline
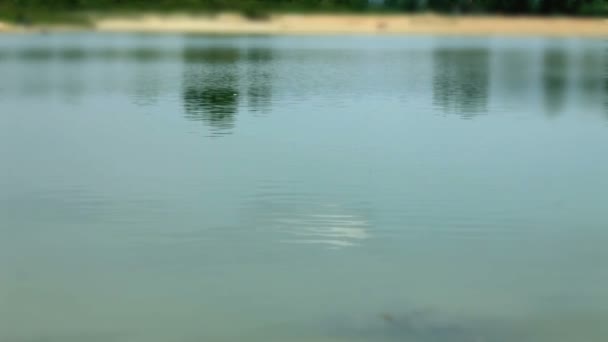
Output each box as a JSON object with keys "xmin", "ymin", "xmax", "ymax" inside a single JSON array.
[{"xmin": 1, "ymin": 13, "xmax": 608, "ymax": 37}]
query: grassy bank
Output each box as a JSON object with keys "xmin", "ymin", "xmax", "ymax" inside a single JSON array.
[{"xmin": 0, "ymin": 0, "xmax": 607, "ymax": 28}]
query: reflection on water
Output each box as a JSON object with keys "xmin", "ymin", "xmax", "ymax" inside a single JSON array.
[
  {"xmin": 17, "ymin": 47, "xmax": 54, "ymax": 60},
  {"xmin": 578, "ymin": 50, "xmax": 602, "ymax": 95},
  {"xmin": 432, "ymin": 48, "xmax": 490, "ymax": 118},
  {"xmin": 273, "ymin": 209, "xmax": 370, "ymax": 249},
  {"xmin": 496, "ymin": 49, "xmax": 535, "ymax": 109},
  {"xmin": 604, "ymin": 49, "xmax": 608, "ymax": 118},
  {"xmin": 131, "ymin": 64, "xmax": 162, "ymax": 107},
  {"xmin": 1, "ymin": 35, "xmax": 608, "ymax": 342},
  {"xmin": 1, "ymin": 36, "xmax": 606, "ymax": 125},
  {"xmin": 246, "ymin": 48, "xmax": 273, "ymax": 114},
  {"xmin": 543, "ymin": 48, "xmax": 569, "ymax": 116},
  {"xmin": 182, "ymin": 47, "xmax": 241, "ymax": 136},
  {"xmin": 58, "ymin": 47, "xmax": 87, "ymax": 61},
  {"xmin": 9, "ymin": 332, "xmax": 126, "ymax": 342},
  {"xmin": 180, "ymin": 44, "xmax": 275, "ymax": 135},
  {"xmin": 244, "ymin": 184, "xmax": 371, "ymax": 249}
]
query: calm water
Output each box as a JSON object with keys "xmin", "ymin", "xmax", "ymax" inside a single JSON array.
[{"xmin": 1, "ymin": 34, "xmax": 607, "ymax": 342}]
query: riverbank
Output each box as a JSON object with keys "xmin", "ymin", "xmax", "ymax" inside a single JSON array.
[
  {"xmin": 0, "ymin": 21, "xmax": 15, "ymax": 32},
  {"xmin": 1, "ymin": 13, "xmax": 608, "ymax": 36}
]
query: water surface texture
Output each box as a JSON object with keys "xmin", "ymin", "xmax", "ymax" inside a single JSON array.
[{"xmin": 1, "ymin": 34, "xmax": 607, "ymax": 342}]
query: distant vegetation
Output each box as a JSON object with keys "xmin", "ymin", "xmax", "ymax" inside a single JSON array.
[
  {"xmin": 1, "ymin": 0, "xmax": 607, "ymax": 24},
  {"xmin": 385, "ymin": 0, "xmax": 608, "ymax": 15}
]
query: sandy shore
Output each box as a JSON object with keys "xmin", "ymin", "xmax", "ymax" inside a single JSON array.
[
  {"xmin": 2, "ymin": 13, "xmax": 608, "ymax": 36},
  {"xmin": 0, "ymin": 21, "xmax": 15, "ymax": 32}
]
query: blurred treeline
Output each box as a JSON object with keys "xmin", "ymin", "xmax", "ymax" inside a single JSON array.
[
  {"xmin": 384, "ymin": 0, "xmax": 608, "ymax": 15},
  {"xmin": 1, "ymin": 0, "xmax": 607, "ymax": 24}
]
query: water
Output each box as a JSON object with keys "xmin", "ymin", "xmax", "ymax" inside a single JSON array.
[{"xmin": 0, "ymin": 34, "xmax": 607, "ymax": 342}]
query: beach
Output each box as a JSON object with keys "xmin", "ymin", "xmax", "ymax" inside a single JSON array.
[
  {"xmin": 1, "ymin": 13, "xmax": 608, "ymax": 36},
  {"xmin": 0, "ymin": 21, "xmax": 15, "ymax": 32}
]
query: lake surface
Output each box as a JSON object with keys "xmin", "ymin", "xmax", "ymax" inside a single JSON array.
[{"xmin": 0, "ymin": 34, "xmax": 607, "ymax": 342}]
